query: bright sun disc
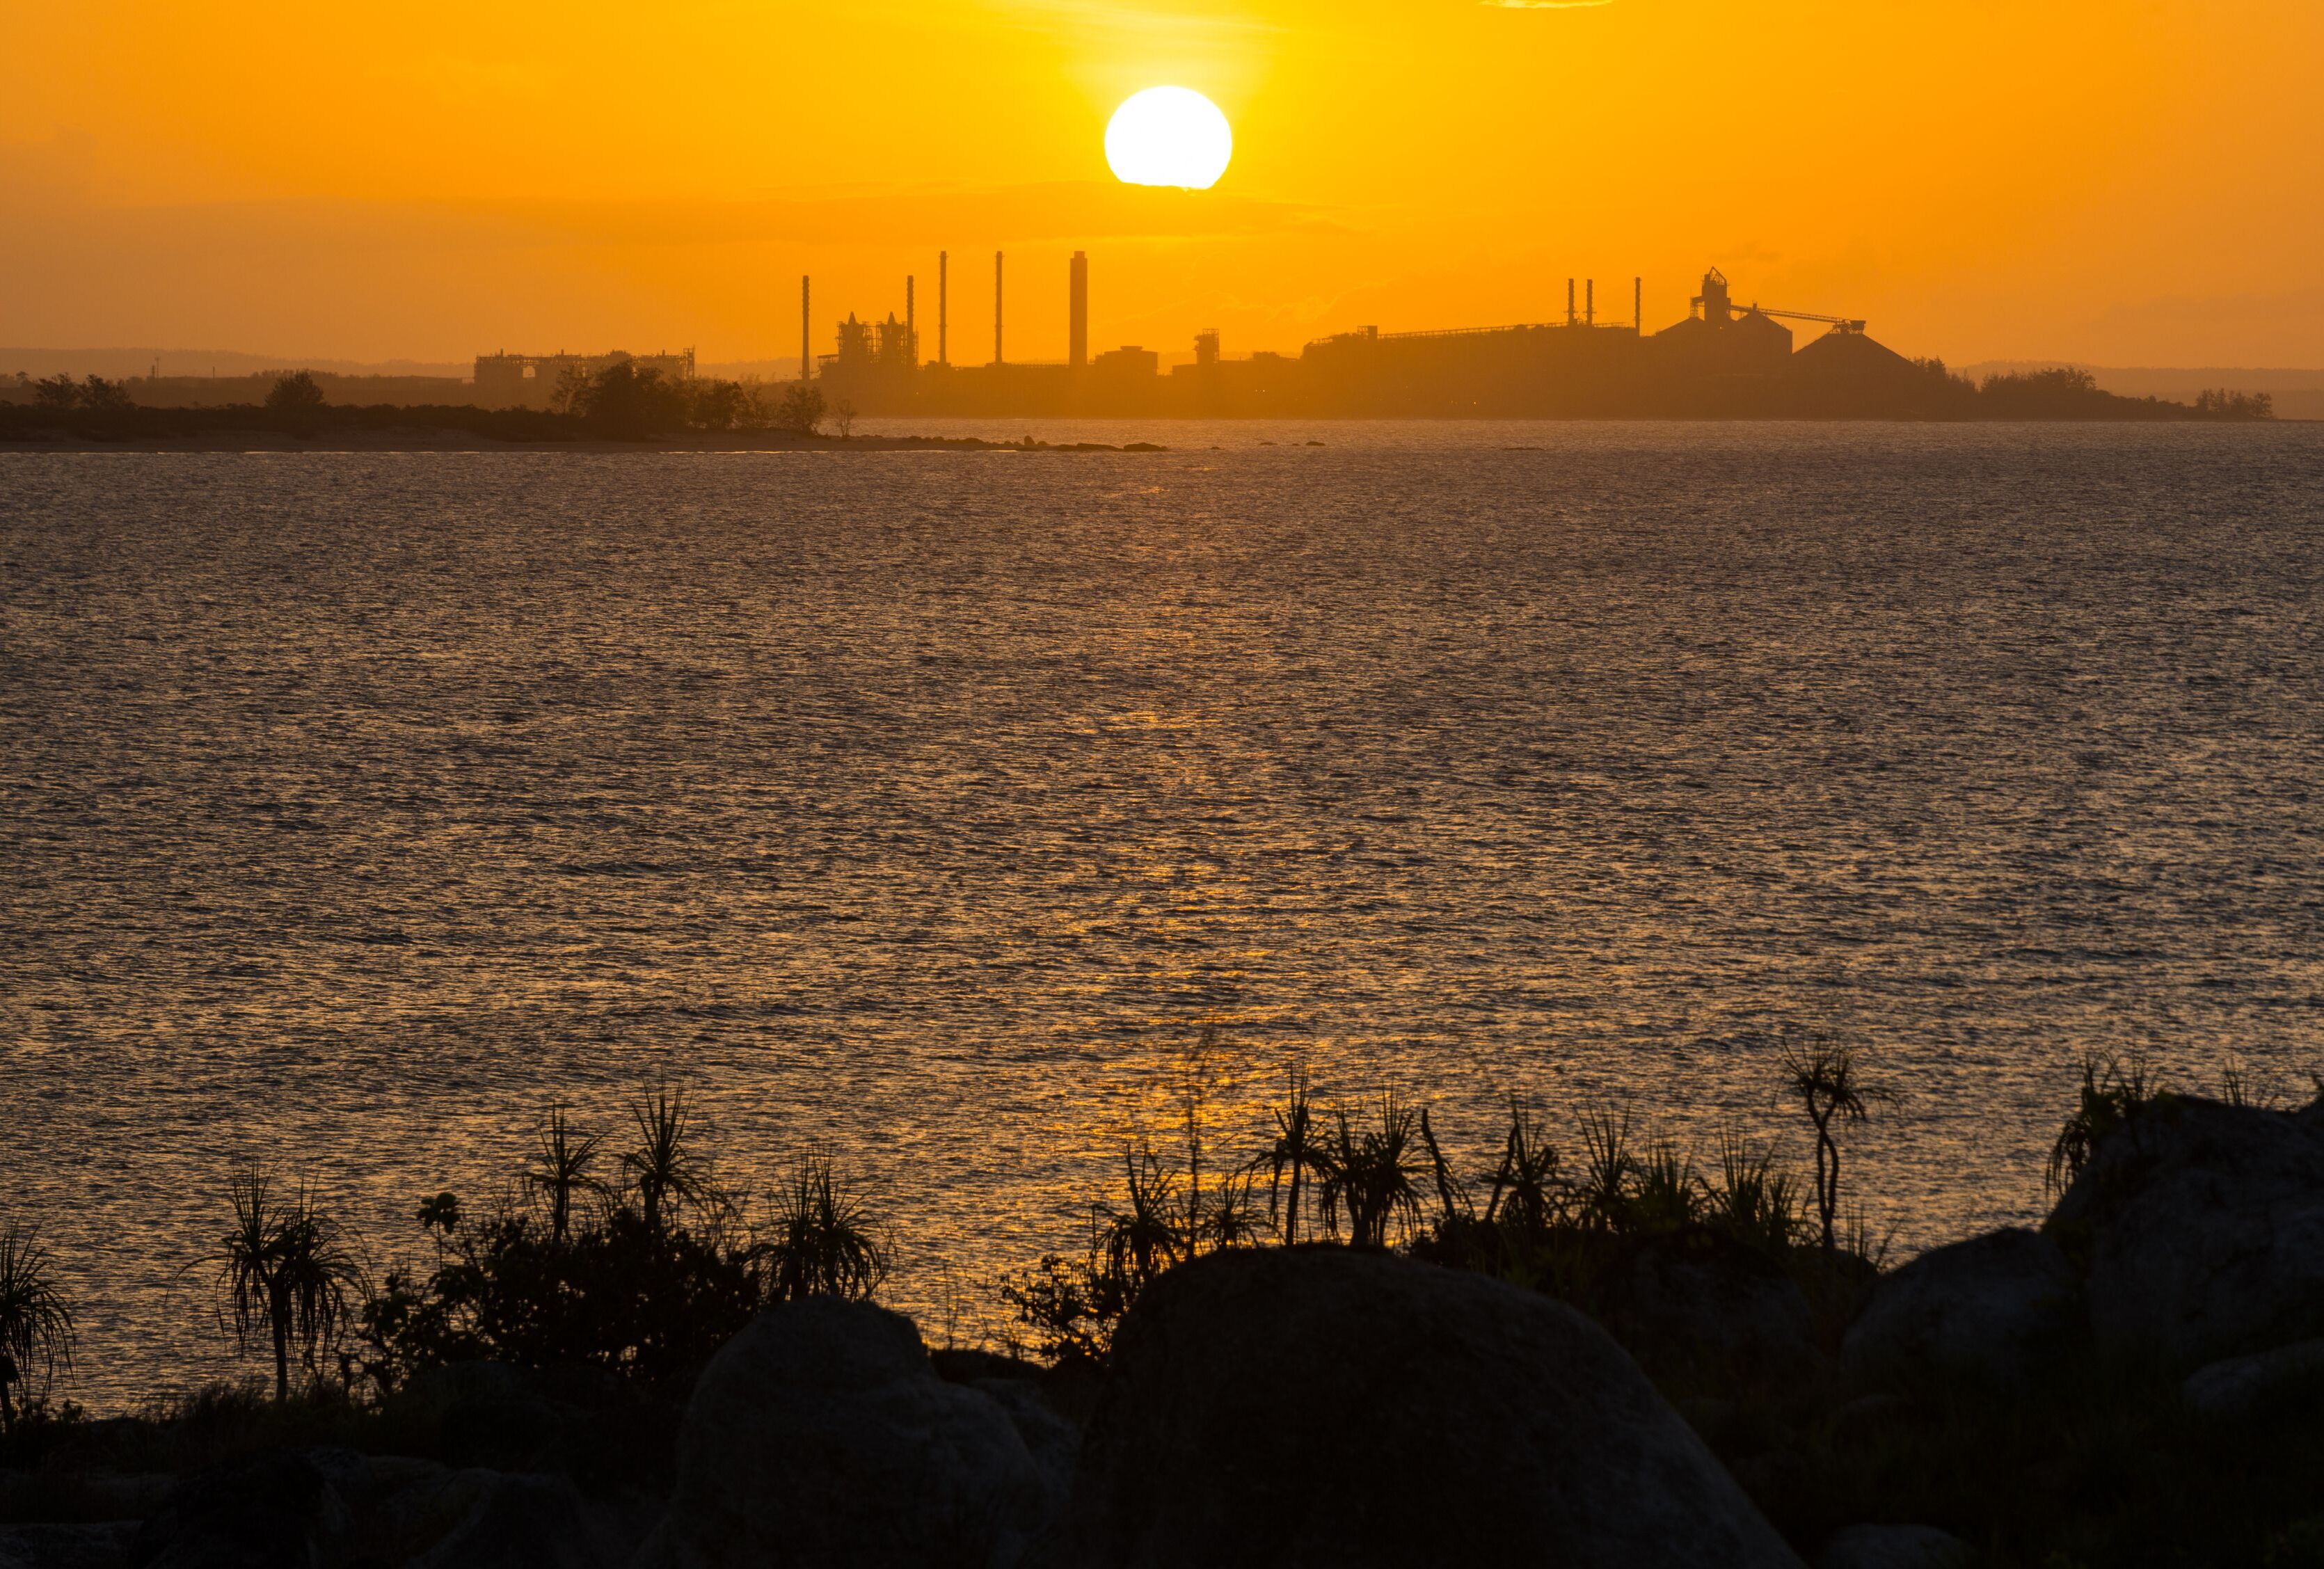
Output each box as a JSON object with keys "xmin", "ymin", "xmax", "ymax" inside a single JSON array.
[{"xmin": 1105, "ymin": 86, "xmax": 1232, "ymax": 189}]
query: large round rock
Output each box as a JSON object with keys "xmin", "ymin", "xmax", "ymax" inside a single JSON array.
[
  {"xmin": 1844, "ymin": 1228, "xmax": 2083, "ymax": 1386},
  {"xmin": 2047, "ymin": 1097, "xmax": 2324, "ymax": 1364},
  {"xmin": 637, "ymin": 1299, "xmax": 1065, "ymax": 1569},
  {"xmin": 1592, "ymin": 1230, "xmax": 1824, "ymax": 1387},
  {"xmin": 1069, "ymin": 1247, "xmax": 1803, "ymax": 1568}
]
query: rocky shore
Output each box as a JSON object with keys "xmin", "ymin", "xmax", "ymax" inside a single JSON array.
[{"xmin": 6, "ymin": 1092, "xmax": 2323, "ymax": 1568}]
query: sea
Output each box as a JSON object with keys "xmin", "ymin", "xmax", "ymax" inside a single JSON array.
[{"xmin": 4, "ymin": 418, "xmax": 2320, "ymax": 1410}]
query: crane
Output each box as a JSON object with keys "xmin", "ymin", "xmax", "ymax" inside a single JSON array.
[
  {"xmin": 1740, "ymin": 305, "xmax": 1867, "ymax": 333},
  {"xmin": 1689, "ymin": 269, "xmax": 1868, "ymax": 334}
]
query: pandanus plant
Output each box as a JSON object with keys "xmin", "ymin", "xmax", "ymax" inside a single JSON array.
[
  {"xmin": 765, "ymin": 1154, "xmax": 889, "ymax": 1302},
  {"xmin": 623, "ymin": 1086, "xmax": 715, "ymax": 1238},
  {"xmin": 524, "ymin": 1104, "xmax": 605, "ymax": 1242},
  {"xmin": 1779, "ymin": 1034, "xmax": 1884, "ymax": 1252},
  {"xmin": 1481, "ymin": 1099, "xmax": 1563, "ymax": 1236},
  {"xmin": 0, "ymin": 1226, "xmax": 76, "ymax": 1432},
  {"xmin": 207, "ymin": 1168, "xmax": 363, "ymax": 1403},
  {"xmin": 1310, "ymin": 1092, "xmax": 1426, "ymax": 1249},
  {"xmin": 1262, "ymin": 1067, "xmax": 1319, "ymax": 1245}
]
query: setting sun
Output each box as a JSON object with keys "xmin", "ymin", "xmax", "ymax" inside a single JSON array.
[{"xmin": 1104, "ymin": 86, "xmax": 1232, "ymax": 191}]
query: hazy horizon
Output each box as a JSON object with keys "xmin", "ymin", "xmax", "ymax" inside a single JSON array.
[
  {"xmin": 10, "ymin": 347, "xmax": 2324, "ymax": 382},
  {"xmin": 10, "ymin": 345, "xmax": 2324, "ymax": 420}
]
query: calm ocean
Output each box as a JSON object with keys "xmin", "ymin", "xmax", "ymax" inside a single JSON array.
[{"xmin": 5, "ymin": 420, "xmax": 2321, "ymax": 1407}]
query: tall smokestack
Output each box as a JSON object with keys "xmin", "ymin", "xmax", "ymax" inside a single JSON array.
[
  {"xmin": 800, "ymin": 275, "xmax": 811, "ymax": 381},
  {"xmin": 1069, "ymin": 251, "xmax": 1088, "ymax": 369},
  {"xmin": 1634, "ymin": 277, "xmax": 1642, "ymax": 333},
  {"xmin": 1566, "ymin": 278, "xmax": 1576, "ymax": 328},
  {"xmin": 1586, "ymin": 278, "xmax": 1594, "ymax": 327},
  {"xmin": 994, "ymin": 250, "xmax": 1005, "ymax": 365},
  {"xmin": 939, "ymin": 252, "xmax": 949, "ymax": 365},
  {"xmin": 906, "ymin": 275, "xmax": 916, "ymax": 365}
]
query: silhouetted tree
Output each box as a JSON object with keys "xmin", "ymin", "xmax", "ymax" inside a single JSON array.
[
  {"xmin": 621, "ymin": 1086, "xmax": 715, "ymax": 1238},
  {"xmin": 206, "ymin": 1168, "xmax": 364, "ymax": 1402},
  {"xmin": 774, "ymin": 384, "xmax": 826, "ymax": 436},
  {"xmin": 264, "ymin": 372, "xmax": 326, "ymax": 413},
  {"xmin": 523, "ymin": 1106, "xmax": 603, "ymax": 1243},
  {"xmin": 31, "ymin": 376, "xmax": 78, "ymax": 411},
  {"xmin": 1779, "ymin": 1035, "xmax": 1885, "ymax": 1252},
  {"xmin": 1261, "ymin": 1066, "xmax": 1317, "ymax": 1246},
  {"xmin": 79, "ymin": 375, "xmax": 133, "ymax": 413},
  {"xmin": 1976, "ymin": 366, "xmax": 2138, "ymax": 419},
  {"xmin": 550, "ymin": 365, "xmax": 591, "ymax": 415},
  {"xmin": 690, "ymin": 379, "xmax": 751, "ymax": 431},
  {"xmin": 568, "ymin": 361, "xmax": 691, "ymax": 438},
  {"xmin": 2194, "ymin": 388, "xmax": 2273, "ymax": 420}
]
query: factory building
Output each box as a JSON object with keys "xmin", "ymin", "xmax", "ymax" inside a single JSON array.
[
  {"xmin": 1649, "ymin": 267, "xmax": 1794, "ymax": 376},
  {"xmin": 819, "ymin": 310, "xmax": 919, "ymax": 401},
  {"xmin": 787, "ymin": 260, "xmax": 1912, "ymax": 417}
]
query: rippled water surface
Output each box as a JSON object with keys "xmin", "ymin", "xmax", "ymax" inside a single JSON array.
[{"xmin": 6, "ymin": 420, "xmax": 2321, "ymax": 1407}]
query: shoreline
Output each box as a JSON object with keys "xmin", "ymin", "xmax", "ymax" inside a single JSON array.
[
  {"xmin": 6, "ymin": 1083, "xmax": 2323, "ymax": 1568},
  {"xmin": 0, "ymin": 430, "xmax": 1171, "ymax": 455}
]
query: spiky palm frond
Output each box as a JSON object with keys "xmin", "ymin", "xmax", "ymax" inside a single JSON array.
[
  {"xmin": 2047, "ymin": 1053, "xmax": 2156, "ymax": 1195},
  {"xmin": 1632, "ymin": 1140, "xmax": 1705, "ymax": 1234},
  {"xmin": 524, "ymin": 1104, "xmax": 605, "ymax": 1241},
  {"xmin": 765, "ymin": 1154, "xmax": 889, "ymax": 1302},
  {"xmin": 1705, "ymin": 1129, "xmax": 1806, "ymax": 1252},
  {"xmin": 1481, "ymin": 1099, "xmax": 1563, "ymax": 1236},
  {"xmin": 1260, "ymin": 1066, "xmax": 1318, "ymax": 1245},
  {"xmin": 1574, "ymin": 1102, "xmax": 1639, "ymax": 1232},
  {"xmin": 0, "ymin": 1227, "xmax": 76, "ymax": 1431},
  {"xmin": 623, "ymin": 1086, "xmax": 715, "ymax": 1236},
  {"xmin": 1311, "ymin": 1093, "xmax": 1425, "ymax": 1250}
]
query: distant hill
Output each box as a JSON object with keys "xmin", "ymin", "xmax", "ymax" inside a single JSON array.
[
  {"xmin": 1961, "ymin": 362, "xmax": 2324, "ymax": 420},
  {"xmin": 2, "ymin": 349, "xmax": 809, "ymax": 388},
  {"xmin": 0, "ymin": 349, "xmax": 470, "ymax": 380}
]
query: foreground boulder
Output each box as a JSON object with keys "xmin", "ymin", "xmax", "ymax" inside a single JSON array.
[
  {"xmin": 2181, "ymin": 1337, "xmax": 2324, "ymax": 1422},
  {"xmin": 635, "ymin": 1298, "xmax": 1067, "ymax": 1569},
  {"xmin": 0, "ymin": 1524, "xmax": 139, "ymax": 1569},
  {"xmin": 1592, "ymin": 1230, "xmax": 1824, "ymax": 1387},
  {"xmin": 1069, "ymin": 1247, "xmax": 1804, "ymax": 1568},
  {"xmin": 1843, "ymin": 1229, "xmax": 2082, "ymax": 1386},
  {"xmin": 406, "ymin": 1470, "xmax": 613, "ymax": 1569},
  {"xmin": 1817, "ymin": 1524, "xmax": 1978, "ymax": 1569},
  {"xmin": 127, "ymin": 1447, "xmax": 369, "ymax": 1569},
  {"xmin": 2047, "ymin": 1098, "xmax": 2324, "ymax": 1363}
]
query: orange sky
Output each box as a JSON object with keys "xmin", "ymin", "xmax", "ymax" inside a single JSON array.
[{"xmin": 3, "ymin": 0, "xmax": 2319, "ymax": 367}]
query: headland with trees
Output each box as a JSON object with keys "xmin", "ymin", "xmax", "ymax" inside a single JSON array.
[{"xmin": 0, "ymin": 359, "xmax": 2282, "ymax": 452}]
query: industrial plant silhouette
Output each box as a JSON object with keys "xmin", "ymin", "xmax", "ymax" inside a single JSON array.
[{"xmin": 483, "ymin": 257, "xmax": 1954, "ymax": 420}]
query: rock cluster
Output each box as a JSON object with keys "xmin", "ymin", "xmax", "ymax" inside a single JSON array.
[
  {"xmin": 1836, "ymin": 1097, "xmax": 2324, "ymax": 1402},
  {"xmin": 2048, "ymin": 1098, "xmax": 2324, "ymax": 1364},
  {"xmin": 14, "ymin": 1090, "xmax": 2323, "ymax": 1568}
]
